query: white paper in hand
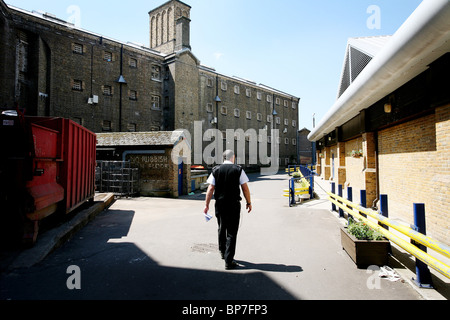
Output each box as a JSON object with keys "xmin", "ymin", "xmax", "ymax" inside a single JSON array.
[{"xmin": 205, "ymin": 213, "xmax": 213, "ymax": 222}]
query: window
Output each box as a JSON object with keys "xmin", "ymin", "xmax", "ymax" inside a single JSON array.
[
  {"xmin": 102, "ymin": 120, "xmax": 112, "ymax": 131},
  {"xmin": 221, "ymin": 106, "xmax": 228, "ymax": 115},
  {"xmin": 104, "ymin": 51, "xmax": 113, "ymax": 62},
  {"xmin": 284, "ymin": 119, "xmax": 289, "ymax": 126},
  {"xmin": 257, "ymin": 92, "xmax": 262, "ymax": 100},
  {"xmin": 276, "ymin": 117, "xmax": 281, "ymax": 125},
  {"xmin": 206, "ymin": 103, "xmax": 213, "ymax": 113},
  {"xmin": 129, "ymin": 90, "xmax": 137, "ymax": 101},
  {"xmin": 127, "ymin": 123, "xmax": 137, "ymax": 132},
  {"xmin": 72, "ymin": 117, "xmax": 82, "ymax": 125},
  {"xmin": 267, "ymin": 95, "xmax": 272, "ymax": 103},
  {"xmin": 246, "ymin": 88, "xmax": 251, "ymax": 98},
  {"xmin": 285, "ymin": 138, "xmax": 290, "ymax": 145},
  {"xmin": 292, "ymin": 138, "xmax": 297, "ymax": 146},
  {"xmin": 234, "ymin": 108, "xmax": 240, "ymax": 118},
  {"xmin": 129, "ymin": 58, "xmax": 137, "ymax": 68},
  {"xmin": 72, "ymin": 79, "xmax": 83, "ymax": 91},
  {"xmin": 151, "ymin": 96, "xmax": 160, "ymax": 109},
  {"xmin": 234, "ymin": 85, "xmax": 240, "ymax": 95},
  {"xmin": 246, "ymin": 111, "xmax": 252, "ymax": 120},
  {"xmin": 292, "ymin": 120, "xmax": 297, "ymax": 127},
  {"xmin": 73, "ymin": 43, "xmax": 83, "ymax": 55},
  {"xmin": 207, "ymin": 78, "xmax": 213, "ymax": 87},
  {"xmin": 284, "ymin": 100, "xmax": 289, "ymax": 108},
  {"xmin": 221, "ymin": 81, "xmax": 227, "ymax": 91},
  {"xmin": 276, "ymin": 98, "xmax": 281, "ymax": 105},
  {"xmin": 267, "ymin": 115, "xmax": 273, "ymax": 123},
  {"xmin": 292, "ymin": 102, "xmax": 297, "ymax": 110},
  {"xmin": 152, "ymin": 65, "xmax": 161, "ymax": 80},
  {"xmin": 103, "ymin": 85, "xmax": 112, "ymax": 96},
  {"xmin": 257, "ymin": 113, "xmax": 263, "ymax": 122}
]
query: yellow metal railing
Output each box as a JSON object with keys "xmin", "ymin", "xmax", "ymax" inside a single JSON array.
[{"xmin": 328, "ymin": 192, "xmax": 450, "ymax": 280}]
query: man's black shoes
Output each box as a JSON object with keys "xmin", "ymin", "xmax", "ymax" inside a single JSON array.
[{"xmin": 225, "ymin": 261, "xmax": 239, "ymax": 270}]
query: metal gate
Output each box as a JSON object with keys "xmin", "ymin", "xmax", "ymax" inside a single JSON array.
[{"xmin": 96, "ymin": 161, "xmax": 139, "ymax": 197}]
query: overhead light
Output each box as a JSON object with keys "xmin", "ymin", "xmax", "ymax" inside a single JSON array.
[{"xmin": 384, "ymin": 103, "xmax": 392, "ymax": 114}]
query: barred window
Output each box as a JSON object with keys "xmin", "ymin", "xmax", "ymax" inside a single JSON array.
[
  {"xmin": 257, "ymin": 92, "xmax": 262, "ymax": 100},
  {"xmin": 206, "ymin": 103, "xmax": 213, "ymax": 113},
  {"xmin": 151, "ymin": 96, "xmax": 160, "ymax": 109},
  {"xmin": 221, "ymin": 106, "xmax": 228, "ymax": 115},
  {"xmin": 73, "ymin": 43, "xmax": 83, "ymax": 55},
  {"xmin": 127, "ymin": 123, "xmax": 137, "ymax": 132},
  {"xmin": 151, "ymin": 65, "xmax": 161, "ymax": 80},
  {"xmin": 129, "ymin": 58, "xmax": 137, "ymax": 68},
  {"xmin": 207, "ymin": 78, "xmax": 213, "ymax": 87},
  {"xmin": 257, "ymin": 113, "xmax": 263, "ymax": 122},
  {"xmin": 103, "ymin": 85, "xmax": 112, "ymax": 96},
  {"xmin": 234, "ymin": 108, "xmax": 240, "ymax": 118},
  {"xmin": 221, "ymin": 81, "xmax": 227, "ymax": 91},
  {"xmin": 246, "ymin": 111, "xmax": 252, "ymax": 120},
  {"xmin": 246, "ymin": 88, "xmax": 252, "ymax": 97},
  {"xmin": 129, "ymin": 90, "xmax": 137, "ymax": 101},
  {"xmin": 284, "ymin": 119, "xmax": 289, "ymax": 126},
  {"xmin": 104, "ymin": 51, "xmax": 112, "ymax": 62},
  {"xmin": 102, "ymin": 120, "xmax": 112, "ymax": 131},
  {"xmin": 234, "ymin": 85, "xmax": 240, "ymax": 95},
  {"xmin": 72, "ymin": 79, "xmax": 83, "ymax": 91}
]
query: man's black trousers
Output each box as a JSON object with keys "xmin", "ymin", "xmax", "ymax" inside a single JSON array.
[{"xmin": 215, "ymin": 201, "xmax": 241, "ymax": 264}]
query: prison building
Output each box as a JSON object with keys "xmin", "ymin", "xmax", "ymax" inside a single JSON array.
[{"xmin": 0, "ymin": 0, "xmax": 300, "ymax": 169}]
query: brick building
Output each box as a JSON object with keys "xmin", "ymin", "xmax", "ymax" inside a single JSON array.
[
  {"xmin": 0, "ymin": 0, "xmax": 300, "ymax": 169},
  {"xmin": 309, "ymin": 1, "xmax": 450, "ymax": 245}
]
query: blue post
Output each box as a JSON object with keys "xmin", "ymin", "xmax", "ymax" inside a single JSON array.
[
  {"xmin": 331, "ymin": 182, "xmax": 336, "ymax": 212},
  {"xmin": 338, "ymin": 184, "xmax": 344, "ymax": 218},
  {"xmin": 412, "ymin": 204, "xmax": 433, "ymax": 288},
  {"xmin": 347, "ymin": 187, "xmax": 353, "ymax": 221},
  {"xmin": 379, "ymin": 194, "xmax": 389, "ymax": 230},
  {"xmin": 309, "ymin": 174, "xmax": 314, "ymax": 199},
  {"xmin": 360, "ymin": 190, "xmax": 367, "ymax": 218},
  {"xmin": 290, "ymin": 179, "xmax": 296, "ymax": 207}
]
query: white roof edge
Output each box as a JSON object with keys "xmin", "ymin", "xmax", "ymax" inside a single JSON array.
[{"xmin": 309, "ymin": 0, "xmax": 450, "ymax": 142}]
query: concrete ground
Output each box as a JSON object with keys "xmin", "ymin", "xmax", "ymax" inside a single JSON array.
[{"xmin": 3, "ymin": 171, "xmax": 447, "ymax": 301}]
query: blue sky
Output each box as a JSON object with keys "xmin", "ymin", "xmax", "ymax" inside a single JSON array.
[{"xmin": 5, "ymin": 0, "xmax": 423, "ymax": 129}]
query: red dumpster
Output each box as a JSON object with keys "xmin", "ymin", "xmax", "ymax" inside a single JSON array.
[{"xmin": 0, "ymin": 113, "xmax": 96, "ymax": 245}]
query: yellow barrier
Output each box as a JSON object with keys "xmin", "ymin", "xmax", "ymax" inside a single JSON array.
[
  {"xmin": 328, "ymin": 193, "xmax": 450, "ymax": 280},
  {"xmin": 283, "ymin": 169, "xmax": 311, "ymax": 199},
  {"xmin": 328, "ymin": 192, "xmax": 450, "ymax": 259}
]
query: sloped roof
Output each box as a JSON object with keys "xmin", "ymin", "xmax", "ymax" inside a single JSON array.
[
  {"xmin": 309, "ymin": 0, "xmax": 450, "ymax": 142},
  {"xmin": 97, "ymin": 131, "xmax": 186, "ymax": 147},
  {"xmin": 337, "ymin": 36, "xmax": 392, "ymax": 98}
]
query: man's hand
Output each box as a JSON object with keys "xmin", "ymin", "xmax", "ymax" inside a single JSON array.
[
  {"xmin": 204, "ymin": 205, "xmax": 209, "ymax": 215},
  {"xmin": 246, "ymin": 203, "xmax": 253, "ymax": 213}
]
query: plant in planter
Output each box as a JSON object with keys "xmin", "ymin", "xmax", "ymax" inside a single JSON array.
[
  {"xmin": 341, "ymin": 218, "xmax": 391, "ymax": 268},
  {"xmin": 350, "ymin": 150, "xmax": 363, "ymax": 158}
]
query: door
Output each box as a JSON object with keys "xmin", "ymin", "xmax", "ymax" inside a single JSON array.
[{"xmin": 178, "ymin": 161, "xmax": 184, "ymax": 196}]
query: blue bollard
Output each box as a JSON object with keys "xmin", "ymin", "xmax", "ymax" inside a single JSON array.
[
  {"xmin": 338, "ymin": 185, "xmax": 344, "ymax": 218},
  {"xmin": 331, "ymin": 182, "xmax": 336, "ymax": 212},
  {"xmin": 290, "ymin": 179, "xmax": 296, "ymax": 207},
  {"xmin": 379, "ymin": 194, "xmax": 389, "ymax": 230},
  {"xmin": 360, "ymin": 190, "xmax": 367, "ymax": 218},
  {"xmin": 412, "ymin": 204, "xmax": 434, "ymax": 288},
  {"xmin": 347, "ymin": 187, "xmax": 353, "ymax": 220}
]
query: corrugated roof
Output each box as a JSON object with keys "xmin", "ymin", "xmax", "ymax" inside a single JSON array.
[
  {"xmin": 348, "ymin": 35, "xmax": 392, "ymax": 57},
  {"xmin": 97, "ymin": 131, "xmax": 185, "ymax": 147}
]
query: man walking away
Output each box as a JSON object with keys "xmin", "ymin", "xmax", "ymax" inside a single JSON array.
[{"xmin": 204, "ymin": 150, "xmax": 252, "ymax": 270}]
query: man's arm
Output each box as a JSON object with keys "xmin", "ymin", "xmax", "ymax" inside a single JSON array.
[
  {"xmin": 204, "ymin": 184, "xmax": 215, "ymax": 214},
  {"xmin": 241, "ymin": 183, "xmax": 252, "ymax": 213}
]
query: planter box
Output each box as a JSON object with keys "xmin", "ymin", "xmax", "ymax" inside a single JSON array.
[{"xmin": 340, "ymin": 227, "xmax": 390, "ymax": 269}]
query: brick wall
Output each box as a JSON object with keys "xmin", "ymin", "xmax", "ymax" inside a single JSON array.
[{"xmin": 378, "ymin": 105, "xmax": 450, "ymax": 245}]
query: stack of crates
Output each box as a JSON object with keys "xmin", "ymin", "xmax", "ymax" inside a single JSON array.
[{"xmin": 96, "ymin": 161, "xmax": 139, "ymax": 197}]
